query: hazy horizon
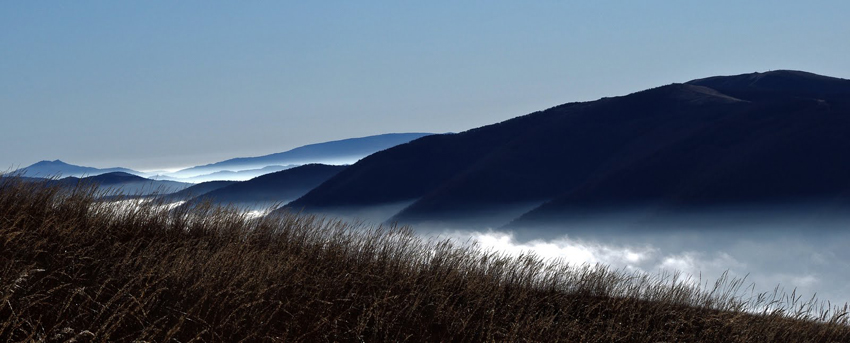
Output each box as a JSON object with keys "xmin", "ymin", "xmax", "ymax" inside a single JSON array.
[{"xmin": 4, "ymin": 1, "xmax": 850, "ymax": 170}]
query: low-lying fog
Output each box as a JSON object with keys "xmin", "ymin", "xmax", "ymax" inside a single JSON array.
[
  {"xmin": 410, "ymin": 204, "xmax": 850, "ymax": 308},
  {"xmin": 141, "ymin": 198, "xmax": 850, "ymax": 309}
]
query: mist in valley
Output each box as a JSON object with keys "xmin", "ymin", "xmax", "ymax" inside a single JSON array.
[
  {"xmin": 399, "ymin": 204, "xmax": 850, "ymax": 309},
  {"xmin": 165, "ymin": 189, "xmax": 850, "ymax": 309}
]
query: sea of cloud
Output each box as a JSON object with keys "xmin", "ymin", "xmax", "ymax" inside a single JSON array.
[{"xmin": 420, "ymin": 209, "xmax": 850, "ymax": 311}]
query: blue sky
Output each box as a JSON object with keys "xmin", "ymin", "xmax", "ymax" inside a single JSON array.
[{"xmin": 2, "ymin": 1, "xmax": 849, "ymax": 171}]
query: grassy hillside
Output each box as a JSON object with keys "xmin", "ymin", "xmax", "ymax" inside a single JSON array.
[{"xmin": 1, "ymin": 177, "xmax": 848, "ymax": 342}]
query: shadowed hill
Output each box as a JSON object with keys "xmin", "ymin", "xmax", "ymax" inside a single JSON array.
[
  {"xmin": 287, "ymin": 84, "xmax": 749, "ymax": 218},
  {"xmin": 81, "ymin": 171, "xmax": 149, "ymax": 184},
  {"xmin": 287, "ymin": 70, "xmax": 850, "ymax": 227},
  {"xmin": 512, "ymin": 99, "xmax": 850, "ymax": 226},
  {"xmin": 191, "ymin": 164, "xmax": 346, "ymax": 207},
  {"xmin": 161, "ymin": 180, "xmax": 239, "ymax": 202},
  {"xmin": 52, "ymin": 172, "xmax": 192, "ymax": 195},
  {"xmin": 390, "ymin": 84, "xmax": 749, "ymax": 223}
]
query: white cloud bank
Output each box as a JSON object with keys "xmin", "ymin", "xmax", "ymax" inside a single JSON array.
[{"xmin": 435, "ymin": 227, "xmax": 850, "ymax": 308}]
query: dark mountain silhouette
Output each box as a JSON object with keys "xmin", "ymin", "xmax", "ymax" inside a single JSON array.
[
  {"xmin": 169, "ymin": 133, "xmax": 433, "ymax": 178},
  {"xmin": 83, "ymin": 172, "xmax": 148, "ymax": 184},
  {"xmin": 286, "ymin": 70, "xmax": 850, "ymax": 227},
  {"xmin": 190, "ymin": 164, "xmax": 346, "ymax": 208},
  {"xmin": 161, "ymin": 181, "xmax": 239, "ymax": 202},
  {"xmin": 13, "ymin": 160, "xmax": 142, "ymax": 178},
  {"xmin": 687, "ymin": 70, "xmax": 850, "ymax": 99},
  {"xmin": 52, "ymin": 172, "xmax": 192, "ymax": 195}
]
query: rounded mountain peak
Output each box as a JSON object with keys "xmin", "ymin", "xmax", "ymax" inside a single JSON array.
[
  {"xmin": 686, "ymin": 70, "xmax": 850, "ymax": 96},
  {"xmin": 618, "ymin": 83, "xmax": 745, "ymax": 106}
]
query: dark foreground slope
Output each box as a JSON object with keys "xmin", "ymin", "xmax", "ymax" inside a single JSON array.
[
  {"xmin": 191, "ymin": 164, "xmax": 346, "ymax": 207},
  {"xmin": 287, "ymin": 70, "xmax": 850, "ymax": 226},
  {"xmin": 2, "ymin": 178, "xmax": 848, "ymax": 342}
]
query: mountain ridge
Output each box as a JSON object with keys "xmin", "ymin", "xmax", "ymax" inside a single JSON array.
[
  {"xmin": 12, "ymin": 133, "xmax": 434, "ymax": 183},
  {"xmin": 41, "ymin": 172, "xmax": 193, "ymax": 196},
  {"xmin": 285, "ymin": 70, "xmax": 850, "ymax": 227},
  {"xmin": 188, "ymin": 164, "xmax": 346, "ymax": 208},
  {"xmin": 14, "ymin": 160, "xmax": 142, "ymax": 178},
  {"xmin": 169, "ymin": 133, "xmax": 434, "ymax": 178}
]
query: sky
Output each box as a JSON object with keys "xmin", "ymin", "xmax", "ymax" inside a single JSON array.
[{"xmin": 2, "ymin": 1, "xmax": 850, "ymax": 171}]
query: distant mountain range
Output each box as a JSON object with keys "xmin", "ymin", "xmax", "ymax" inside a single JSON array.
[
  {"xmin": 185, "ymin": 164, "xmax": 346, "ymax": 208},
  {"xmin": 13, "ymin": 160, "xmax": 143, "ymax": 178},
  {"xmin": 6, "ymin": 164, "xmax": 345, "ymax": 210},
  {"xmin": 6, "ymin": 133, "xmax": 433, "ymax": 208},
  {"xmin": 166, "ymin": 133, "xmax": 434, "ymax": 179},
  {"xmin": 10, "ymin": 133, "xmax": 433, "ymax": 183},
  {"xmin": 168, "ymin": 165, "xmax": 298, "ymax": 183},
  {"xmin": 48, "ymin": 172, "xmax": 192, "ymax": 196},
  {"xmin": 284, "ymin": 70, "xmax": 850, "ymax": 228}
]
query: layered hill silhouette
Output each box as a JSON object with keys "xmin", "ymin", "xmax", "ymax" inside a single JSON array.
[
  {"xmin": 13, "ymin": 133, "xmax": 433, "ymax": 183},
  {"xmin": 48, "ymin": 172, "xmax": 192, "ymax": 195},
  {"xmin": 169, "ymin": 133, "xmax": 433, "ymax": 179},
  {"xmin": 171, "ymin": 165, "xmax": 297, "ymax": 183},
  {"xmin": 160, "ymin": 180, "xmax": 239, "ymax": 202},
  {"xmin": 13, "ymin": 160, "xmax": 142, "ymax": 178},
  {"xmin": 188, "ymin": 164, "xmax": 346, "ymax": 208},
  {"xmin": 285, "ymin": 70, "xmax": 850, "ymax": 227}
]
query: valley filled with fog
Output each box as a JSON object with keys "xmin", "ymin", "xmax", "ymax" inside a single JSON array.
[
  {"xmin": 6, "ymin": 2, "xmax": 850, "ymax": 340},
  {"xmin": 409, "ymin": 206, "xmax": 850, "ymax": 309},
  {"xmin": 145, "ymin": 195, "xmax": 850, "ymax": 309},
  {"xmin": 13, "ymin": 68, "xmax": 850, "ymax": 314}
]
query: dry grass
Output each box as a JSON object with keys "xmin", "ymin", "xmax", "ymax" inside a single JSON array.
[{"xmin": 1, "ymin": 176, "xmax": 848, "ymax": 342}]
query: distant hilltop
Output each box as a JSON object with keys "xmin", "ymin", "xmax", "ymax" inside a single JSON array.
[{"xmin": 13, "ymin": 160, "xmax": 141, "ymax": 179}]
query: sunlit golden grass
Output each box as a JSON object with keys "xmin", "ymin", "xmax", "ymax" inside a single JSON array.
[{"xmin": 1, "ymin": 176, "xmax": 848, "ymax": 342}]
